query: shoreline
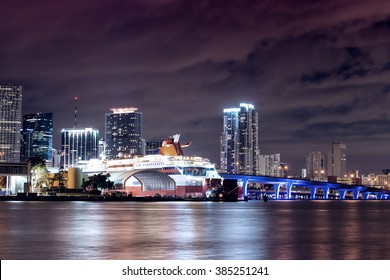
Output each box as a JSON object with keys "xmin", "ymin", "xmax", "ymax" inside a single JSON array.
[
  {"xmin": 0, "ymin": 195, "xmax": 239, "ymax": 202},
  {"xmin": 0, "ymin": 195, "xmax": 190, "ymax": 202}
]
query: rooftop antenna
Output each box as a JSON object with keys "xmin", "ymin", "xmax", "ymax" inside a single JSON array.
[{"xmin": 74, "ymin": 96, "xmax": 78, "ymax": 128}]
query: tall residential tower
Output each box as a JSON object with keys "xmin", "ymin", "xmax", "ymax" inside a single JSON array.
[
  {"xmin": 305, "ymin": 151, "xmax": 325, "ymax": 181},
  {"xmin": 259, "ymin": 154, "xmax": 281, "ymax": 177},
  {"xmin": 328, "ymin": 141, "xmax": 347, "ymax": 178},
  {"xmin": 0, "ymin": 85, "xmax": 22, "ymax": 162},
  {"xmin": 105, "ymin": 107, "xmax": 143, "ymax": 159},
  {"xmin": 220, "ymin": 103, "xmax": 260, "ymax": 175}
]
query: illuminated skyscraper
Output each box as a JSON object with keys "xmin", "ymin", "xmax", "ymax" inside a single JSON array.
[
  {"xmin": 220, "ymin": 103, "xmax": 260, "ymax": 174},
  {"xmin": 305, "ymin": 151, "xmax": 325, "ymax": 181},
  {"xmin": 0, "ymin": 85, "xmax": 22, "ymax": 163},
  {"xmin": 105, "ymin": 107, "xmax": 143, "ymax": 159},
  {"xmin": 328, "ymin": 141, "xmax": 347, "ymax": 178},
  {"xmin": 61, "ymin": 128, "xmax": 99, "ymax": 168},
  {"xmin": 20, "ymin": 112, "xmax": 53, "ymax": 162}
]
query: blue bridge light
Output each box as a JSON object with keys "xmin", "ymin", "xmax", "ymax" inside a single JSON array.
[{"xmin": 220, "ymin": 174, "xmax": 390, "ymax": 200}]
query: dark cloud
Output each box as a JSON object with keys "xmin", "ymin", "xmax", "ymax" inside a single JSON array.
[
  {"xmin": 1, "ymin": 0, "xmax": 390, "ymax": 174},
  {"xmin": 292, "ymin": 118, "xmax": 390, "ymax": 140}
]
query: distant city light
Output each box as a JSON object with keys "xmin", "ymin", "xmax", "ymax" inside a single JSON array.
[
  {"xmin": 110, "ymin": 107, "xmax": 138, "ymax": 113},
  {"xmin": 239, "ymin": 103, "xmax": 254, "ymax": 110}
]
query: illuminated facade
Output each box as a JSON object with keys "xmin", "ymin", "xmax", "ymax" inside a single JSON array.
[
  {"xmin": 145, "ymin": 139, "xmax": 163, "ymax": 155},
  {"xmin": 0, "ymin": 85, "xmax": 22, "ymax": 163},
  {"xmin": 61, "ymin": 128, "xmax": 99, "ymax": 168},
  {"xmin": 361, "ymin": 173, "xmax": 390, "ymax": 189},
  {"xmin": 259, "ymin": 154, "xmax": 281, "ymax": 176},
  {"xmin": 78, "ymin": 134, "xmax": 221, "ymax": 198},
  {"xmin": 305, "ymin": 151, "xmax": 325, "ymax": 181},
  {"xmin": 328, "ymin": 141, "xmax": 347, "ymax": 178},
  {"xmin": 20, "ymin": 112, "xmax": 53, "ymax": 162},
  {"xmin": 105, "ymin": 107, "xmax": 143, "ymax": 159},
  {"xmin": 220, "ymin": 103, "xmax": 260, "ymax": 175}
]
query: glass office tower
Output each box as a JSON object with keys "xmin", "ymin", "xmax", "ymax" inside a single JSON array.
[
  {"xmin": 61, "ymin": 128, "xmax": 99, "ymax": 168},
  {"xmin": 20, "ymin": 112, "xmax": 53, "ymax": 162}
]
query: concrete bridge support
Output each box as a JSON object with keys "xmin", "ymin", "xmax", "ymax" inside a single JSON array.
[
  {"xmin": 285, "ymin": 182, "xmax": 293, "ymax": 199},
  {"xmin": 362, "ymin": 192, "xmax": 370, "ymax": 200},
  {"xmin": 353, "ymin": 190, "xmax": 360, "ymax": 200},
  {"xmin": 240, "ymin": 179, "xmax": 248, "ymax": 199},
  {"xmin": 339, "ymin": 189, "xmax": 347, "ymax": 200},
  {"xmin": 310, "ymin": 187, "xmax": 317, "ymax": 200},
  {"xmin": 310, "ymin": 186, "xmax": 330, "ymax": 199},
  {"xmin": 273, "ymin": 183, "xmax": 280, "ymax": 199},
  {"xmin": 322, "ymin": 186, "xmax": 330, "ymax": 199}
]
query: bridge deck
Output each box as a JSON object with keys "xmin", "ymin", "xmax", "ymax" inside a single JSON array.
[{"xmin": 220, "ymin": 174, "xmax": 390, "ymax": 200}]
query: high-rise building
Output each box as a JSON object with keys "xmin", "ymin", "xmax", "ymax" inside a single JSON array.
[
  {"xmin": 279, "ymin": 162, "xmax": 288, "ymax": 178},
  {"xmin": 220, "ymin": 103, "xmax": 260, "ymax": 174},
  {"xmin": 20, "ymin": 113, "xmax": 53, "ymax": 162},
  {"xmin": 61, "ymin": 128, "xmax": 99, "ymax": 168},
  {"xmin": 0, "ymin": 85, "xmax": 22, "ymax": 163},
  {"xmin": 105, "ymin": 107, "xmax": 143, "ymax": 159},
  {"xmin": 305, "ymin": 151, "xmax": 325, "ymax": 181},
  {"xmin": 220, "ymin": 108, "xmax": 239, "ymax": 173},
  {"xmin": 328, "ymin": 141, "xmax": 347, "ymax": 178},
  {"xmin": 51, "ymin": 149, "xmax": 61, "ymax": 168},
  {"xmin": 98, "ymin": 139, "xmax": 106, "ymax": 159},
  {"xmin": 145, "ymin": 139, "xmax": 163, "ymax": 155},
  {"xmin": 259, "ymin": 154, "xmax": 281, "ymax": 177}
]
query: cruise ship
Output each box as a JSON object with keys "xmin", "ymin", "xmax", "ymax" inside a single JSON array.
[{"xmin": 77, "ymin": 134, "xmax": 221, "ymax": 197}]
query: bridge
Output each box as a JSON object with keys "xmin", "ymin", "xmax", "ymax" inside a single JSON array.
[{"xmin": 220, "ymin": 174, "xmax": 390, "ymax": 200}]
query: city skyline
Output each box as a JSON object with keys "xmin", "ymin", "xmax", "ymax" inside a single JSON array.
[{"xmin": 1, "ymin": 0, "xmax": 390, "ymax": 174}]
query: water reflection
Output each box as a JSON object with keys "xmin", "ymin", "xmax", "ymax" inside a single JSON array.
[{"xmin": 0, "ymin": 200, "xmax": 389, "ymax": 259}]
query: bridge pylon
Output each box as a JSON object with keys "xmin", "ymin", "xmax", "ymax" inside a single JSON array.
[
  {"xmin": 273, "ymin": 183, "xmax": 281, "ymax": 199},
  {"xmin": 310, "ymin": 187, "xmax": 317, "ymax": 199},
  {"xmin": 339, "ymin": 189, "xmax": 346, "ymax": 200},
  {"xmin": 285, "ymin": 182, "xmax": 292, "ymax": 199},
  {"xmin": 323, "ymin": 186, "xmax": 330, "ymax": 199},
  {"xmin": 352, "ymin": 190, "xmax": 360, "ymax": 199},
  {"xmin": 240, "ymin": 179, "xmax": 248, "ymax": 199}
]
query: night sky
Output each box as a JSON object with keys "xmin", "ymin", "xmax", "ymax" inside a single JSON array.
[{"xmin": 1, "ymin": 0, "xmax": 390, "ymax": 175}]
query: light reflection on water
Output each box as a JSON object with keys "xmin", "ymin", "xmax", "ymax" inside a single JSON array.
[{"xmin": 0, "ymin": 200, "xmax": 389, "ymax": 260}]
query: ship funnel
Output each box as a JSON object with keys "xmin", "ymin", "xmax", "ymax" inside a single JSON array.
[
  {"xmin": 158, "ymin": 134, "xmax": 189, "ymax": 156},
  {"xmin": 173, "ymin": 134, "xmax": 180, "ymax": 143}
]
